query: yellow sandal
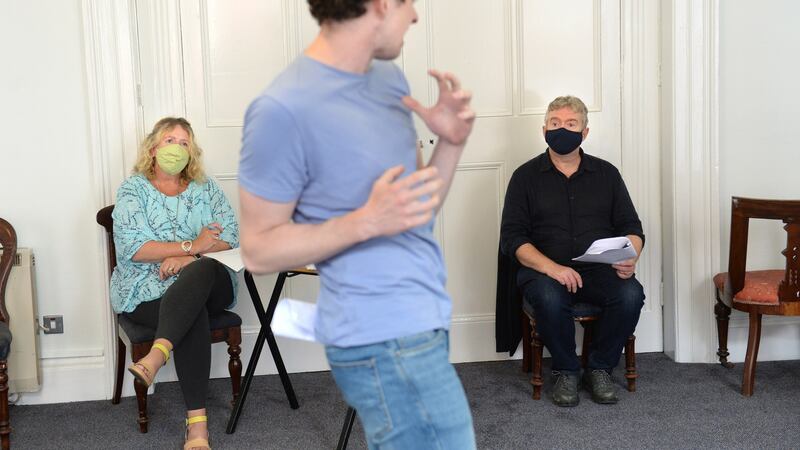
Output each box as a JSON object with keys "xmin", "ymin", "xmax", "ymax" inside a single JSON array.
[
  {"xmin": 128, "ymin": 342, "xmax": 170, "ymax": 387},
  {"xmin": 184, "ymin": 415, "xmax": 211, "ymax": 450}
]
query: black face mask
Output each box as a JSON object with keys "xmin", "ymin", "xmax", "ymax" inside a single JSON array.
[{"xmin": 545, "ymin": 128, "xmax": 583, "ymax": 155}]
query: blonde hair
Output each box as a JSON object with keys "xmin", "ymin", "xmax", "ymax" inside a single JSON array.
[
  {"xmin": 133, "ymin": 117, "xmax": 206, "ymax": 183},
  {"xmin": 545, "ymin": 96, "xmax": 589, "ymax": 127}
]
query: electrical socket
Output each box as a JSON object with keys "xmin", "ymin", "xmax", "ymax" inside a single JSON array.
[{"xmin": 42, "ymin": 315, "xmax": 64, "ymax": 334}]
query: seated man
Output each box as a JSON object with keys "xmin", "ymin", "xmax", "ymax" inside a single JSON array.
[{"xmin": 500, "ymin": 95, "xmax": 645, "ymax": 407}]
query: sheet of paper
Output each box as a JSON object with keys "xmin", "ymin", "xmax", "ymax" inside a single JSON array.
[
  {"xmin": 271, "ymin": 298, "xmax": 318, "ymax": 343},
  {"xmin": 572, "ymin": 236, "xmax": 637, "ymax": 264},
  {"xmin": 203, "ymin": 247, "xmax": 244, "ymax": 272}
]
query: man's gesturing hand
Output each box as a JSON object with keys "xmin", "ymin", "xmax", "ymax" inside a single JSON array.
[
  {"xmin": 402, "ymin": 70, "xmax": 475, "ymax": 146},
  {"xmin": 357, "ymin": 165, "xmax": 442, "ymax": 240}
]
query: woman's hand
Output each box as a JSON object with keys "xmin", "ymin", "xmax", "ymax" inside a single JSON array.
[
  {"xmin": 159, "ymin": 255, "xmax": 196, "ymax": 280},
  {"xmin": 192, "ymin": 222, "xmax": 223, "ymax": 255}
]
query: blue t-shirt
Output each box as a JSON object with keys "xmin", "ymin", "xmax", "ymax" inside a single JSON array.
[
  {"xmin": 239, "ymin": 56, "xmax": 451, "ymax": 347},
  {"xmin": 110, "ymin": 174, "xmax": 240, "ymax": 313}
]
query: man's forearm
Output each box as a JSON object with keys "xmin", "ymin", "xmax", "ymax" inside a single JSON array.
[
  {"xmin": 241, "ymin": 209, "xmax": 371, "ymax": 275},
  {"xmin": 626, "ymin": 234, "xmax": 643, "ymax": 260},
  {"xmin": 515, "ymin": 243, "xmax": 557, "ymax": 274},
  {"xmin": 426, "ymin": 140, "xmax": 466, "ymax": 211}
]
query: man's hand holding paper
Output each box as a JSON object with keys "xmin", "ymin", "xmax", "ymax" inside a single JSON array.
[{"xmin": 571, "ymin": 236, "xmax": 641, "ymax": 279}]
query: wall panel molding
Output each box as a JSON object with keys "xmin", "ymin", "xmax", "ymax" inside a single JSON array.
[
  {"xmin": 135, "ymin": 0, "xmax": 186, "ymax": 126},
  {"xmin": 441, "ymin": 162, "xmax": 505, "ymax": 318},
  {"xmin": 516, "ymin": 0, "xmax": 603, "ymax": 115},
  {"xmin": 426, "ymin": 0, "xmax": 514, "ymax": 117},
  {"xmin": 199, "ymin": 0, "xmax": 295, "ymax": 127},
  {"xmin": 441, "ymin": 161, "xmax": 506, "ymax": 253},
  {"xmin": 214, "ymin": 172, "xmax": 238, "ymax": 182}
]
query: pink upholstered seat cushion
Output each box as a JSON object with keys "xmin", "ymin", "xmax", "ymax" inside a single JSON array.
[{"xmin": 713, "ymin": 270, "xmax": 784, "ymax": 305}]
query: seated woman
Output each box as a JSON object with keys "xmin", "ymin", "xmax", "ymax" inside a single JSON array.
[{"xmin": 110, "ymin": 117, "xmax": 239, "ymax": 450}]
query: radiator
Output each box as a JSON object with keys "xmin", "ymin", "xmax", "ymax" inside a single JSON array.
[{"xmin": 6, "ymin": 248, "xmax": 41, "ymax": 393}]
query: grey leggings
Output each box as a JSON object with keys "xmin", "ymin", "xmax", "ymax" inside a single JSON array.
[{"xmin": 124, "ymin": 257, "xmax": 233, "ymax": 410}]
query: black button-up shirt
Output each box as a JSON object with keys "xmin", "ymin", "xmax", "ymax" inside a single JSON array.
[{"xmin": 500, "ymin": 149, "xmax": 644, "ymax": 273}]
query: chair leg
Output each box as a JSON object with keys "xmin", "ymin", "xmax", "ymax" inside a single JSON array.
[
  {"xmin": 580, "ymin": 322, "xmax": 593, "ymax": 368},
  {"xmin": 133, "ymin": 378, "xmax": 149, "ymax": 433},
  {"xmin": 227, "ymin": 327, "xmax": 243, "ymax": 407},
  {"xmin": 741, "ymin": 312, "xmax": 763, "ymax": 397},
  {"xmin": 112, "ymin": 336, "xmax": 125, "ymax": 404},
  {"xmin": 714, "ymin": 294, "xmax": 734, "ymax": 368},
  {"xmin": 336, "ymin": 407, "xmax": 357, "ymax": 450},
  {"xmin": 531, "ymin": 318, "xmax": 544, "ymax": 400},
  {"xmin": 131, "ymin": 343, "xmax": 151, "ymax": 433},
  {"xmin": 624, "ymin": 335, "xmax": 637, "ymax": 392},
  {"xmin": 521, "ymin": 313, "xmax": 532, "ymax": 373},
  {"xmin": 0, "ymin": 360, "xmax": 10, "ymax": 450}
]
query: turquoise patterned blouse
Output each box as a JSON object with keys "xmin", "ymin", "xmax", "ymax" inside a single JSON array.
[{"xmin": 110, "ymin": 174, "xmax": 240, "ymax": 313}]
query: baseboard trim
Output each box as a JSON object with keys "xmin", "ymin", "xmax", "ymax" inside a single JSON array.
[
  {"xmin": 17, "ymin": 356, "xmax": 108, "ymax": 405},
  {"xmin": 729, "ymin": 314, "xmax": 800, "ymax": 328}
]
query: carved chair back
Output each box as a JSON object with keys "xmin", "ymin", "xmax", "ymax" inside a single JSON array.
[{"xmin": 727, "ymin": 197, "xmax": 800, "ymax": 302}]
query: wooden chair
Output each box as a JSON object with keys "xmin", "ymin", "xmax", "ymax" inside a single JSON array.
[
  {"xmin": 521, "ymin": 300, "xmax": 636, "ymax": 400},
  {"xmin": 713, "ymin": 197, "xmax": 800, "ymax": 396},
  {"xmin": 96, "ymin": 205, "xmax": 242, "ymax": 432},
  {"xmin": 0, "ymin": 218, "xmax": 16, "ymax": 449}
]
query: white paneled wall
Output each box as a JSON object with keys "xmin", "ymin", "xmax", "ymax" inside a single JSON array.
[
  {"xmin": 0, "ymin": 0, "xmax": 670, "ymax": 405},
  {"xmin": 162, "ymin": 0, "xmax": 662, "ymax": 370}
]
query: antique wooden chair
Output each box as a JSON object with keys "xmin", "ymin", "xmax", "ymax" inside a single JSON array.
[
  {"xmin": 713, "ymin": 197, "xmax": 800, "ymax": 396},
  {"xmin": 0, "ymin": 218, "xmax": 16, "ymax": 449},
  {"xmin": 96, "ymin": 205, "xmax": 242, "ymax": 432},
  {"xmin": 521, "ymin": 301, "xmax": 637, "ymax": 400}
]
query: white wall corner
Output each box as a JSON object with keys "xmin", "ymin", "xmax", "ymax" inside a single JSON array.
[
  {"xmin": 81, "ymin": 0, "xmax": 143, "ymax": 399},
  {"xmin": 660, "ymin": 0, "xmax": 721, "ymax": 363}
]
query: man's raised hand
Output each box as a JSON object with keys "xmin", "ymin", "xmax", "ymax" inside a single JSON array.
[{"xmin": 402, "ymin": 70, "xmax": 475, "ymax": 146}]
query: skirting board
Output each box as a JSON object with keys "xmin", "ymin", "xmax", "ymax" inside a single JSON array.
[
  {"xmin": 16, "ymin": 356, "xmax": 108, "ymax": 405},
  {"xmin": 718, "ymin": 314, "xmax": 800, "ymax": 363}
]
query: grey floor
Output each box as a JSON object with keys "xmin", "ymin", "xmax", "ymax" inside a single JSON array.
[{"xmin": 11, "ymin": 353, "xmax": 800, "ymax": 449}]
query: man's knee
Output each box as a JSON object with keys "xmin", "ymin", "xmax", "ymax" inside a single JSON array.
[
  {"xmin": 617, "ymin": 279, "xmax": 645, "ymax": 313},
  {"xmin": 522, "ymin": 276, "xmax": 571, "ymax": 315}
]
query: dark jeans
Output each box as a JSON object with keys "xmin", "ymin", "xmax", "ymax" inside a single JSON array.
[
  {"xmin": 520, "ymin": 265, "xmax": 644, "ymax": 374},
  {"xmin": 124, "ymin": 257, "xmax": 233, "ymax": 410}
]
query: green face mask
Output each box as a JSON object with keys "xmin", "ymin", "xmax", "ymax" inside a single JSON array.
[{"xmin": 155, "ymin": 144, "xmax": 190, "ymax": 175}]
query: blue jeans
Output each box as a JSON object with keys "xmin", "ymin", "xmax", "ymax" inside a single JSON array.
[
  {"xmin": 326, "ymin": 329, "xmax": 476, "ymax": 450},
  {"xmin": 520, "ymin": 265, "xmax": 645, "ymax": 374}
]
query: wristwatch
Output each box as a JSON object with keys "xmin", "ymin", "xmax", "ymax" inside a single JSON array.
[{"xmin": 181, "ymin": 240, "xmax": 193, "ymax": 255}]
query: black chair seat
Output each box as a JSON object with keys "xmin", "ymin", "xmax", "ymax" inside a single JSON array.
[
  {"xmin": 522, "ymin": 300, "xmax": 603, "ymax": 319},
  {"xmin": 0, "ymin": 322, "xmax": 10, "ymax": 360},
  {"xmin": 118, "ymin": 310, "xmax": 242, "ymax": 344}
]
